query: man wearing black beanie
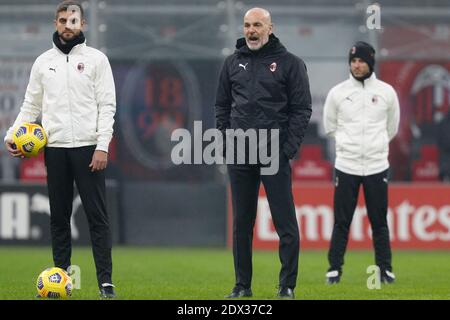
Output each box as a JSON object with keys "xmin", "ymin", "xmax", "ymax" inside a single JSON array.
[
  {"xmin": 348, "ymin": 41, "xmax": 376, "ymax": 81},
  {"xmin": 323, "ymin": 41, "xmax": 400, "ymax": 285}
]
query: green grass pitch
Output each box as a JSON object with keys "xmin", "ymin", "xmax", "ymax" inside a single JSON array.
[{"xmin": 0, "ymin": 247, "xmax": 449, "ymax": 300}]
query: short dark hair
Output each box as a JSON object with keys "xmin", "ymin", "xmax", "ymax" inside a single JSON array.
[{"xmin": 55, "ymin": 0, "xmax": 84, "ymax": 20}]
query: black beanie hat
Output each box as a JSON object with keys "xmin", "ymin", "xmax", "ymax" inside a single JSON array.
[{"xmin": 348, "ymin": 41, "xmax": 376, "ymax": 72}]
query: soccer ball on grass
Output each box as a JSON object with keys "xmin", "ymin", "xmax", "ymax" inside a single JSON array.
[{"xmin": 36, "ymin": 267, "xmax": 73, "ymax": 299}]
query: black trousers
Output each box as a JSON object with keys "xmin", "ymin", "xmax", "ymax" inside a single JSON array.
[
  {"xmin": 328, "ymin": 168, "xmax": 392, "ymax": 273},
  {"xmin": 227, "ymin": 153, "xmax": 299, "ymax": 289},
  {"xmin": 44, "ymin": 146, "xmax": 113, "ymax": 287}
]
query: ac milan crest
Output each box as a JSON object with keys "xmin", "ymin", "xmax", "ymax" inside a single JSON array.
[
  {"xmin": 351, "ymin": 46, "xmax": 356, "ymax": 54},
  {"xmin": 77, "ymin": 62, "xmax": 85, "ymax": 73},
  {"xmin": 372, "ymin": 95, "xmax": 378, "ymax": 104},
  {"xmin": 269, "ymin": 62, "xmax": 277, "ymax": 72}
]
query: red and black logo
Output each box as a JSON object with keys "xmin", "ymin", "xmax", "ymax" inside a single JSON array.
[{"xmin": 77, "ymin": 62, "xmax": 85, "ymax": 73}]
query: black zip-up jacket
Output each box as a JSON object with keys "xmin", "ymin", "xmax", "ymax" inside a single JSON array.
[{"xmin": 215, "ymin": 34, "xmax": 312, "ymax": 159}]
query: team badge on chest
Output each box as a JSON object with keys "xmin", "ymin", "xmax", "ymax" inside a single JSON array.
[
  {"xmin": 77, "ymin": 62, "xmax": 85, "ymax": 73},
  {"xmin": 372, "ymin": 95, "xmax": 378, "ymax": 104},
  {"xmin": 269, "ymin": 62, "xmax": 277, "ymax": 72}
]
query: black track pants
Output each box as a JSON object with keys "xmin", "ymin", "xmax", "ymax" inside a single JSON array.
[
  {"xmin": 327, "ymin": 169, "xmax": 392, "ymax": 273},
  {"xmin": 228, "ymin": 153, "xmax": 299, "ymax": 289},
  {"xmin": 45, "ymin": 146, "xmax": 113, "ymax": 287}
]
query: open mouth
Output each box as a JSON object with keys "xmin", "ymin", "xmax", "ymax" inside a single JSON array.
[{"xmin": 248, "ymin": 36, "xmax": 259, "ymax": 44}]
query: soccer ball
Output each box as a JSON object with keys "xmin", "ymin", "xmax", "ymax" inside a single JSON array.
[
  {"xmin": 36, "ymin": 267, "xmax": 73, "ymax": 299},
  {"xmin": 12, "ymin": 122, "xmax": 47, "ymax": 158}
]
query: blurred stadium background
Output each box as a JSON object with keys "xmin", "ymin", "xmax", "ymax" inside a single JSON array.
[{"xmin": 0, "ymin": 0, "xmax": 449, "ymax": 299}]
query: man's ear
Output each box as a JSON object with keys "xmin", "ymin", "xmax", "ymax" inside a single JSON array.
[{"xmin": 269, "ymin": 23, "xmax": 273, "ymax": 35}]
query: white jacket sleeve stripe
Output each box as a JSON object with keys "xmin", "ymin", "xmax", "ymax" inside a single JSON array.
[{"xmin": 94, "ymin": 55, "xmax": 116, "ymax": 153}]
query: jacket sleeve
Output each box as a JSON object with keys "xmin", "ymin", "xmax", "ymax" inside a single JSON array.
[
  {"xmin": 323, "ymin": 87, "xmax": 338, "ymax": 138},
  {"xmin": 282, "ymin": 57, "xmax": 312, "ymax": 159},
  {"xmin": 4, "ymin": 59, "xmax": 43, "ymax": 142},
  {"xmin": 94, "ymin": 54, "xmax": 116, "ymax": 153},
  {"xmin": 215, "ymin": 57, "xmax": 232, "ymax": 133},
  {"xmin": 387, "ymin": 86, "xmax": 400, "ymax": 141}
]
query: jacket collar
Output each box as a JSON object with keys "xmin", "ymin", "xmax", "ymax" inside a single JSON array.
[
  {"xmin": 53, "ymin": 41, "xmax": 86, "ymax": 55},
  {"xmin": 52, "ymin": 31, "xmax": 86, "ymax": 55},
  {"xmin": 349, "ymin": 72, "xmax": 377, "ymax": 87}
]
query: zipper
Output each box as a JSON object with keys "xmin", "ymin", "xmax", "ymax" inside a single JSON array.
[
  {"xmin": 66, "ymin": 54, "xmax": 75, "ymax": 145},
  {"xmin": 249, "ymin": 57, "xmax": 257, "ymax": 102},
  {"xmin": 249, "ymin": 55, "xmax": 258, "ymax": 119},
  {"xmin": 361, "ymin": 84, "xmax": 366, "ymax": 176}
]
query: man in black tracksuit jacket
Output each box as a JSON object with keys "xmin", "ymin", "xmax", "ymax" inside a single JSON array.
[{"xmin": 215, "ymin": 8, "xmax": 312, "ymax": 299}]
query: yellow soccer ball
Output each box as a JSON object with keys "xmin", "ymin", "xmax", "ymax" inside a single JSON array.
[
  {"xmin": 12, "ymin": 123, "xmax": 47, "ymax": 158},
  {"xmin": 36, "ymin": 267, "xmax": 73, "ymax": 299}
]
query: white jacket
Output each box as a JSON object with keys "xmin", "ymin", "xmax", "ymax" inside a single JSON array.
[
  {"xmin": 323, "ymin": 73, "xmax": 400, "ymax": 176},
  {"xmin": 5, "ymin": 41, "xmax": 116, "ymax": 152}
]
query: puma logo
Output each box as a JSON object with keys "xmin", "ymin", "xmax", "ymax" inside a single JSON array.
[
  {"xmin": 49, "ymin": 67, "xmax": 56, "ymax": 73},
  {"xmin": 239, "ymin": 63, "xmax": 248, "ymax": 71}
]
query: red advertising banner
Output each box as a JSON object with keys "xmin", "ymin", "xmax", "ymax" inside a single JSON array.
[{"xmin": 228, "ymin": 183, "xmax": 450, "ymax": 250}]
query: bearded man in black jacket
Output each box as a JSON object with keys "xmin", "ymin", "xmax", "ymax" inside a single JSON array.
[{"xmin": 215, "ymin": 7, "xmax": 312, "ymax": 299}]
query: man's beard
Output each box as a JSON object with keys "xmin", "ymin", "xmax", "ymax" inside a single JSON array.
[
  {"xmin": 246, "ymin": 37, "xmax": 268, "ymax": 51},
  {"xmin": 351, "ymin": 70, "xmax": 372, "ymax": 82},
  {"xmin": 247, "ymin": 43, "xmax": 262, "ymax": 51},
  {"xmin": 59, "ymin": 31, "xmax": 76, "ymax": 43}
]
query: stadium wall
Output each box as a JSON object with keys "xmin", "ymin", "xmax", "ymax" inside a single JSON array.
[
  {"xmin": 121, "ymin": 182, "xmax": 227, "ymax": 246},
  {"xmin": 0, "ymin": 181, "xmax": 120, "ymax": 245}
]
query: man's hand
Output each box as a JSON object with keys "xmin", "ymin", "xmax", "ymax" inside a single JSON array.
[
  {"xmin": 89, "ymin": 150, "xmax": 108, "ymax": 172},
  {"xmin": 4, "ymin": 139, "xmax": 24, "ymax": 158}
]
